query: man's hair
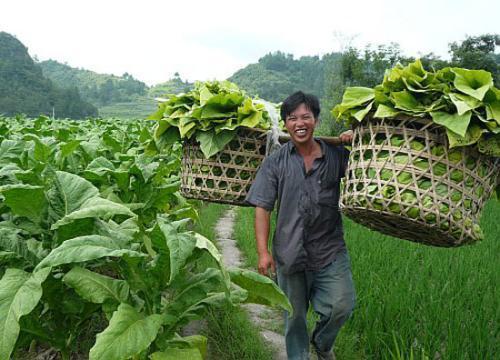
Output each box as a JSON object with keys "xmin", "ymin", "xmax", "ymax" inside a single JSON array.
[{"xmin": 280, "ymin": 91, "xmax": 320, "ymax": 121}]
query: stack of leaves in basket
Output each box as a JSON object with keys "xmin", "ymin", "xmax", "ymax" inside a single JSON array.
[
  {"xmin": 149, "ymin": 80, "xmax": 279, "ymax": 158},
  {"xmin": 332, "ymin": 60, "xmax": 499, "ymax": 245}
]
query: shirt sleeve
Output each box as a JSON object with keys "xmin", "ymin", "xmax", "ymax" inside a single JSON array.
[
  {"xmin": 339, "ymin": 146, "xmax": 350, "ymax": 179},
  {"xmin": 245, "ymin": 155, "xmax": 278, "ymax": 211}
]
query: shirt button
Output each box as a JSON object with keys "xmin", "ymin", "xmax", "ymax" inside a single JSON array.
[{"xmin": 318, "ymin": 180, "xmax": 321, "ymax": 184}]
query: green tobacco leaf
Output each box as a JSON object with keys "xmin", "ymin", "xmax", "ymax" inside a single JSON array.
[
  {"xmin": 477, "ymin": 134, "xmax": 500, "ymax": 157},
  {"xmin": 391, "ymin": 90, "xmax": 425, "ymax": 112},
  {"xmin": 430, "ymin": 111, "xmax": 472, "ymax": 137},
  {"xmin": 51, "ymin": 197, "xmax": 136, "ymax": 230},
  {"xmin": 353, "ymin": 101, "xmax": 373, "ymax": 121},
  {"xmin": 150, "ymin": 218, "xmax": 196, "ymax": 285},
  {"xmin": 89, "ymin": 303, "xmax": 163, "ymax": 360},
  {"xmin": 196, "ymin": 130, "xmax": 235, "ymax": 158},
  {"xmin": 163, "ymin": 335, "xmax": 207, "ymax": 359},
  {"xmin": 0, "ymin": 184, "xmax": 46, "ymax": 223},
  {"xmin": 60, "ymin": 140, "xmax": 81, "ymax": 158},
  {"xmin": 449, "ymin": 92, "xmax": 482, "ymax": 115},
  {"xmin": 63, "ymin": 266, "xmax": 130, "ymax": 304},
  {"xmin": 452, "ymin": 68, "xmax": 493, "ymax": 101},
  {"xmin": 0, "ymin": 268, "xmax": 51, "ymax": 360},
  {"xmin": 163, "ymin": 268, "xmax": 226, "ymax": 331},
  {"xmin": 24, "ymin": 134, "xmax": 52, "ymax": 163},
  {"xmin": 0, "ymin": 139, "xmax": 24, "ymax": 164},
  {"xmin": 484, "ymin": 90, "xmax": 500, "ymax": 124},
  {"xmin": 340, "ymin": 87, "xmax": 375, "ymax": 107},
  {"xmin": 150, "ymin": 348, "xmax": 203, "ymax": 360},
  {"xmin": 228, "ymin": 268, "xmax": 292, "ymax": 313},
  {"xmin": 447, "ymin": 123, "xmax": 484, "ymax": 148},
  {"xmin": 35, "ymin": 235, "xmax": 145, "ymax": 270},
  {"xmin": 374, "ymin": 104, "xmax": 400, "ymax": 118},
  {"xmin": 86, "ymin": 157, "xmax": 116, "ymax": 173},
  {"xmin": 47, "ymin": 171, "xmax": 99, "ymax": 223},
  {"xmin": 0, "ymin": 228, "xmax": 47, "ymax": 266}
]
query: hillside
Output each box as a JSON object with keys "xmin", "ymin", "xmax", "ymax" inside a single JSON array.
[
  {"xmin": 229, "ymin": 51, "xmax": 339, "ymax": 103},
  {"xmin": 39, "ymin": 59, "xmax": 148, "ymax": 106},
  {"xmin": 0, "ymin": 32, "xmax": 97, "ymax": 118}
]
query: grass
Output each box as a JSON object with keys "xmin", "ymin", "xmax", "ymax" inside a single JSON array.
[
  {"xmin": 191, "ymin": 202, "xmax": 274, "ymax": 360},
  {"xmin": 98, "ymin": 96, "xmax": 156, "ymax": 119},
  {"xmin": 234, "ymin": 200, "xmax": 499, "ymax": 359}
]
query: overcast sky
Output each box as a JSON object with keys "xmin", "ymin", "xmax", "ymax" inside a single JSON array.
[{"xmin": 1, "ymin": 0, "xmax": 499, "ymax": 86}]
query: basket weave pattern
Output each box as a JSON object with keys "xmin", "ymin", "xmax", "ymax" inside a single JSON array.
[
  {"xmin": 341, "ymin": 116, "xmax": 499, "ymax": 247},
  {"xmin": 181, "ymin": 128, "xmax": 266, "ymax": 205}
]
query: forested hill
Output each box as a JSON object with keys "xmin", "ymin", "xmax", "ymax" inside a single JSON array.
[
  {"xmin": 39, "ymin": 60, "xmax": 148, "ymax": 106},
  {"xmin": 0, "ymin": 32, "xmax": 97, "ymax": 118},
  {"xmin": 229, "ymin": 51, "xmax": 341, "ymax": 103}
]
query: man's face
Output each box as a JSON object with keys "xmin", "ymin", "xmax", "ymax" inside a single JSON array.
[{"xmin": 284, "ymin": 103, "xmax": 318, "ymax": 145}]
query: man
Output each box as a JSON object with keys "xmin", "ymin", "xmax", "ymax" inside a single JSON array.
[{"xmin": 245, "ymin": 91, "xmax": 355, "ymax": 360}]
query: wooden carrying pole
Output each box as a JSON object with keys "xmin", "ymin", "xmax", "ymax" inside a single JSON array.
[{"xmin": 278, "ymin": 134, "xmax": 344, "ymax": 146}]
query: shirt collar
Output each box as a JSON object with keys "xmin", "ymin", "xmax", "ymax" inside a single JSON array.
[{"xmin": 288, "ymin": 138, "xmax": 326, "ymax": 158}]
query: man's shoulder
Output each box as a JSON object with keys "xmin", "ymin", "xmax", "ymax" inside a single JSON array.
[
  {"xmin": 319, "ymin": 139, "xmax": 346, "ymax": 155},
  {"xmin": 266, "ymin": 141, "xmax": 291, "ymax": 162}
]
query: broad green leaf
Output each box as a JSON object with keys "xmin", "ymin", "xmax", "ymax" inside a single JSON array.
[
  {"xmin": 80, "ymin": 138, "xmax": 102, "ymax": 158},
  {"xmin": 447, "ymin": 124, "xmax": 484, "ymax": 148},
  {"xmin": 0, "ymin": 268, "xmax": 51, "ymax": 360},
  {"xmin": 199, "ymin": 85, "xmax": 213, "ymax": 106},
  {"xmin": 89, "ymin": 303, "xmax": 163, "ymax": 360},
  {"xmin": 484, "ymin": 90, "xmax": 500, "ymax": 124},
  {"xmin": 63, "ymin": 267, "xmax": 130, "ymax": 304},
  {"xmin": 374, "ymin": 104, "xmax": 400, "ymax": 118},
  {"xmin": 431, "ymin": 111, "xmax": 472, "ymax": 137},
  {"xmin": 0, "ymin": 228, "xmax": 47, "ymax": 266},
  {"xmin": 148, "ymin": 102, "xmax": 167, "ymax": 121},
  {"xmin": 0, "ymin": 184, "xmax": 46, "ymax": 223},
  {"xmin": 449, "ymin": 93, "xmax": 481, "ymax": 115},
  {"xmin": 103, "ymin": 133, "xmax": 122, "ymax": 153},
  {"xmin": 163, "ymin": 335, "xmax": 207, "ymax": 359},
  {"xmin": 150, "ymin": 218, "xmax": 196, "ymax": 285},
  {"xmin": 196, "ymin": 130, "xmax": 234, "ymax": 158},
  {"xmin": 391, "ymin": 91, "xmax": 425, "ymax": 112},
  {"xmin": 150, "ymin": 348, "xmax": 203, "ymax": 360},
  {"xmin": 60, "ymin": 140, "xmax": 81, "ymax": 157},
  {"xmin": 47, "ymin": 171, "xmax": 99, "ymax": 223},
  {"xmin": 86, "ymin": 156, "xmax": 116, "ymax": 173},
  {"xmin": 131, "ymin": 156, "xmax": 159, "ymax": 182},
  {"xmin": 340, "ymin": 87, "xmax": 375, "ymax": 107},
  {"xmin": 194, "ymin": 232, "xmax": 230, "ymax": 292},
  {"xmin": 178, "ymin": 118, "xmax": 196, "ymax": 138},
  {"xmin": 229, "ymin": 268, "xmax": 292, "ymax": 313},
  {"xmin": 477, "ymin": 134, "xmax": 500, "ymax": 157},
  {"xmin": 0, "ymin": 139, "xmax": 24, "ymax": 164},
  {"xmin": 35, "ymin": 235, "xmax": 145, "ymax": 270},
  {"xmin": 353, "ymin": 101, "xmax": 373, "ymax": 121},
  {"xmin": 239, "ymin": 111, "xmax": 263, "ymax": 128},
  {"xmin": 51, "ymin": 197, "xmax": 136, "ymax": 230},
  {"xmin": 452, "ymin": 68, "xmax": 493, "ymax": 101},
  {"xmin": 163, "ymin": 268, "xmax": 226, "ymax": 331}
]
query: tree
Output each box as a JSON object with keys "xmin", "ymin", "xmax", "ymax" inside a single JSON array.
[{"xmin": 449, "ymin": 34, "xmax": 500, "ymax": 85}]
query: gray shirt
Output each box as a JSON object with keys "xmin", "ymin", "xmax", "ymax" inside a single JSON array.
[{"xmin": 245, "ymin": 139, "xmax": 349, "ymax": 275}]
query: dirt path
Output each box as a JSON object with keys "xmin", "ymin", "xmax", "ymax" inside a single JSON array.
[{"xmin": 215, "ymin": 208, "xmax": 287, "ymax": 360}]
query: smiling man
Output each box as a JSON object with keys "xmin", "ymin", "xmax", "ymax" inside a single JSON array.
[{"xmin": 245, "ymin": 91, "xmax": 355, "ymax": 360}]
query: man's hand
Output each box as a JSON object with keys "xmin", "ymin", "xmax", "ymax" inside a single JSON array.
[
  {"xmin": 258, "ymin": 251, "xmax": 276, "ymax": 277},
  {"xmin": 339, "ymin": 130, "xmax": 353, "ymax": 144}
]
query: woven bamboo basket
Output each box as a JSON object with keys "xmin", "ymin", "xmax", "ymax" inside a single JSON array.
[
  {"xmin": 181, "ymin": 128, "xmax": 267, "ymax": 205},
  {"xmin": 341, "ymin": 115, "xmax": 499, "ymax": 247}
]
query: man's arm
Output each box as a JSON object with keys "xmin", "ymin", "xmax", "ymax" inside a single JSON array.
[{"xmin": 255, "ymin": 207, "xmax": 275, "ymax": 277}]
